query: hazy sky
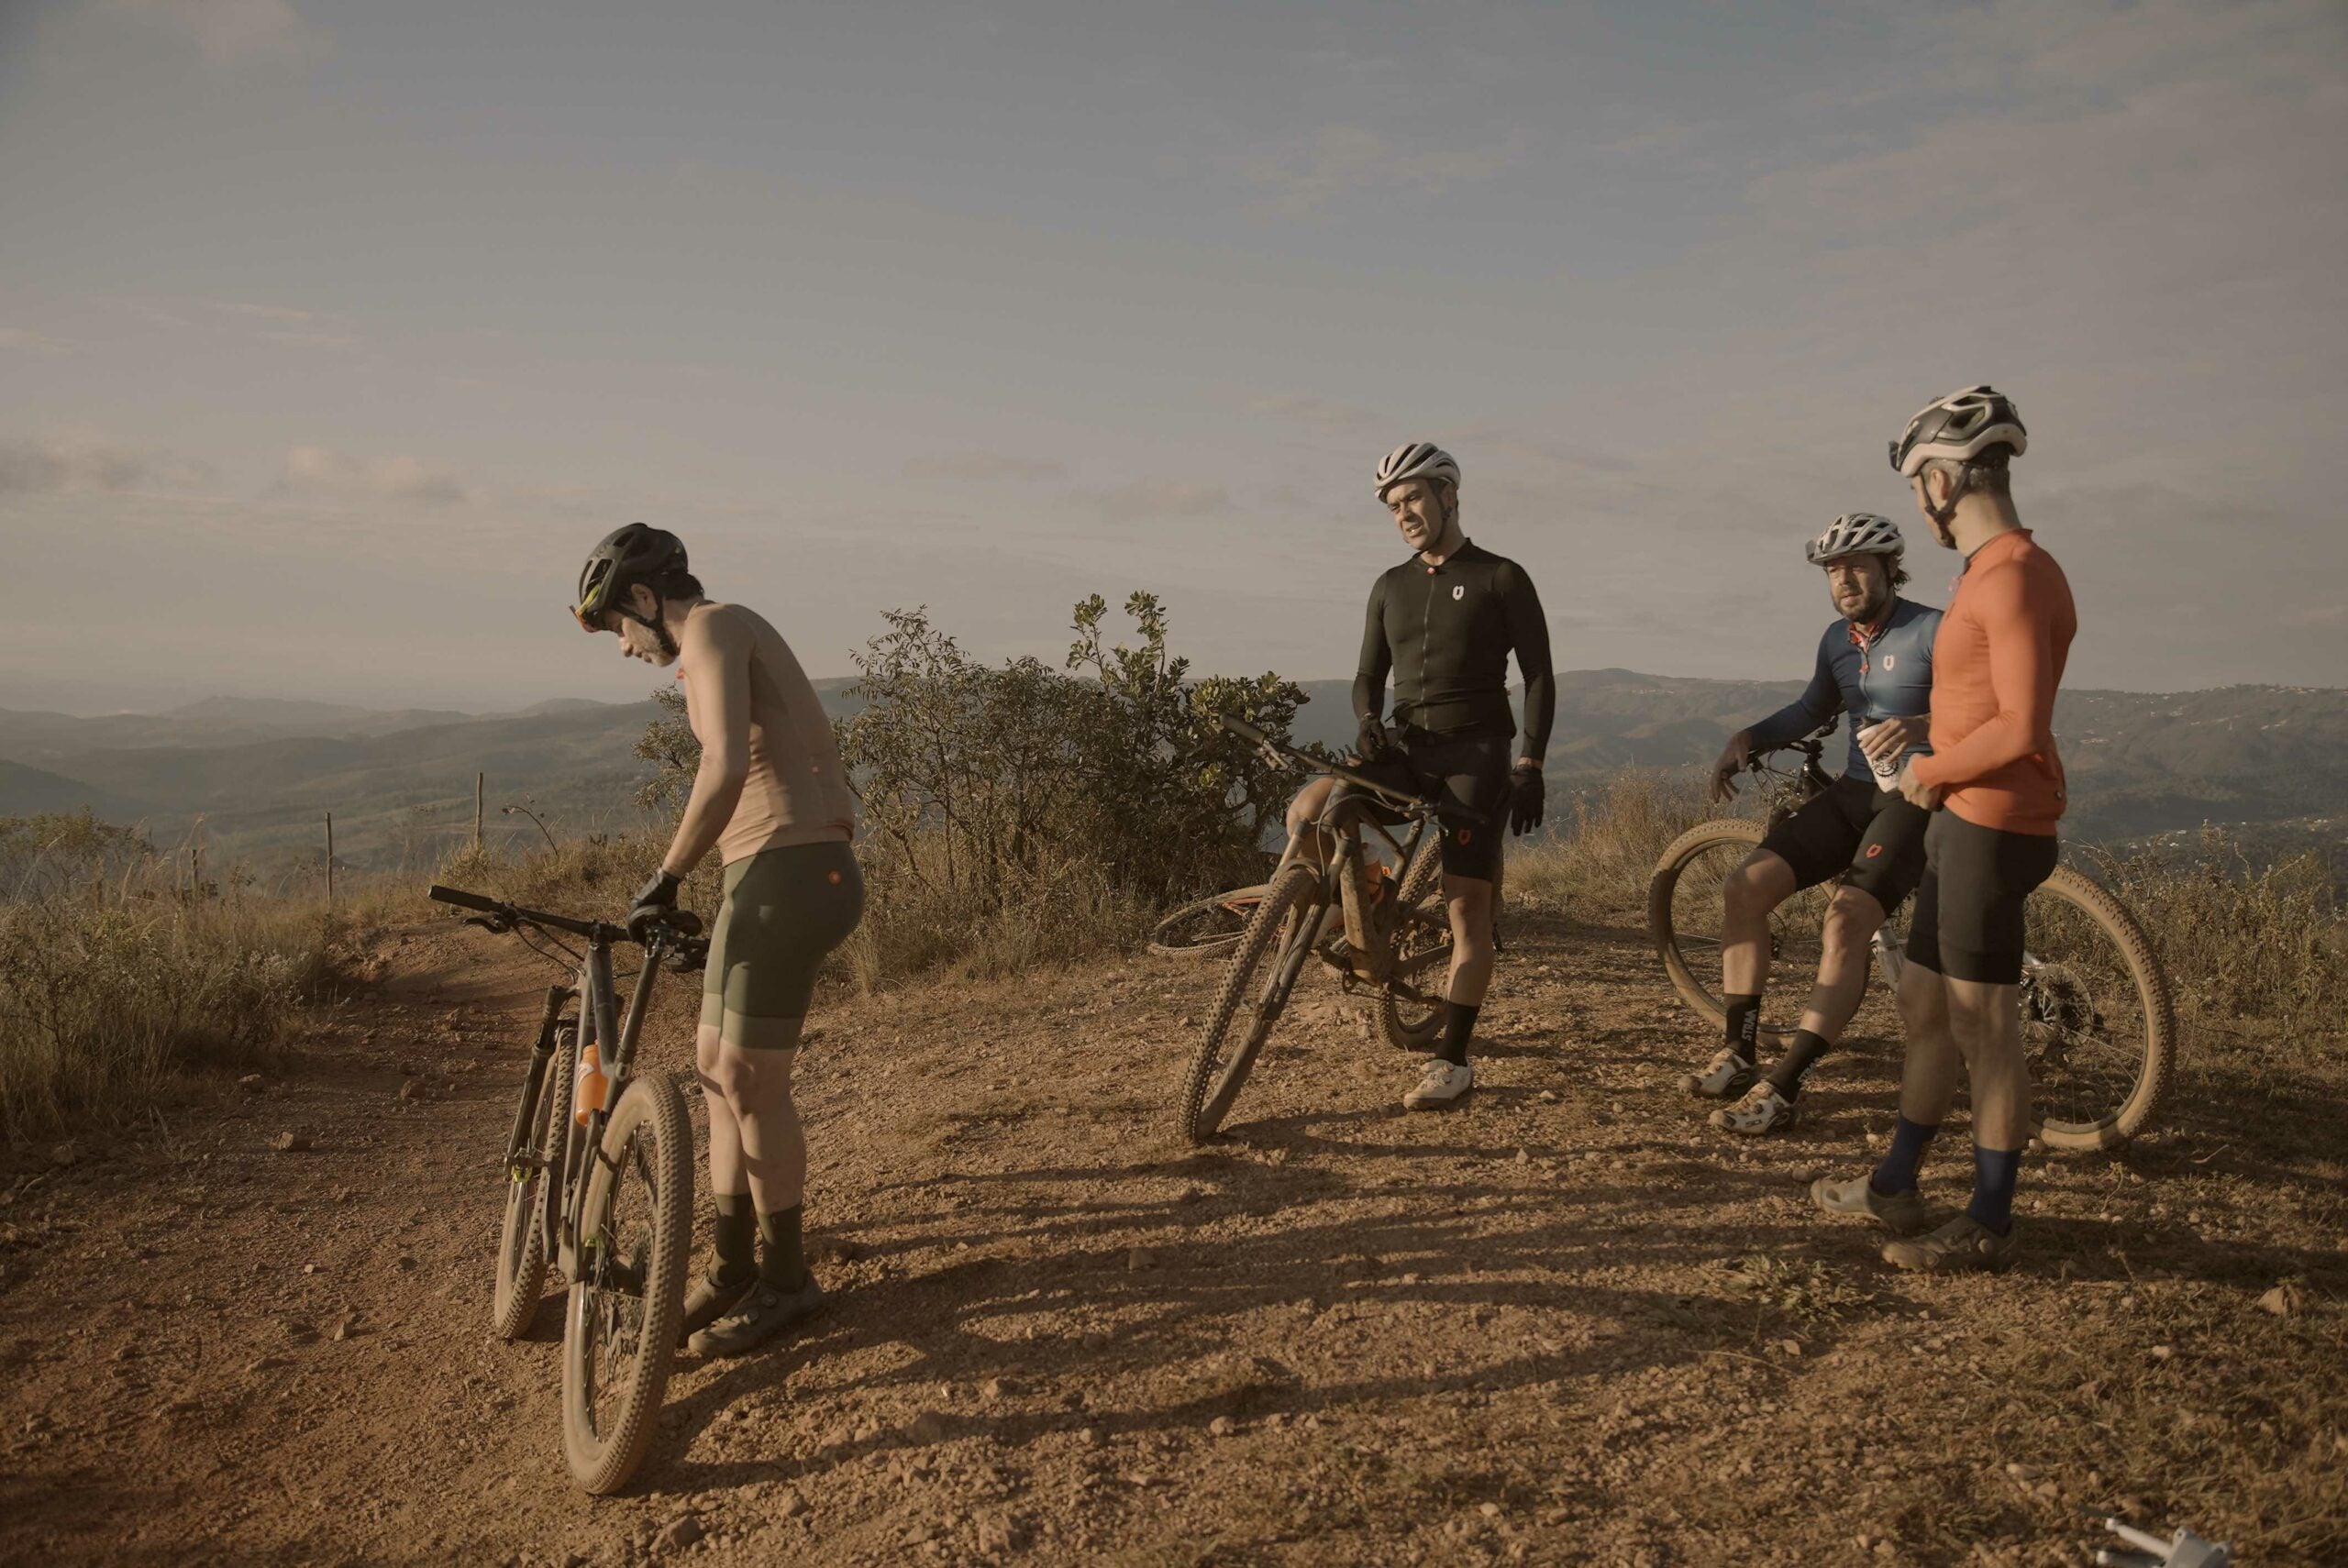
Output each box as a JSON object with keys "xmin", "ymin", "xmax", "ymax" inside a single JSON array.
[{"xmin": 5, "ymin": 0, "xmax": 2344, "ymax": 714}]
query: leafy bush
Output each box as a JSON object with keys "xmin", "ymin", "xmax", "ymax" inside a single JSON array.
[{"xmin": 621, "ymin": 592, "xmax": 1308, "ymax": 986}]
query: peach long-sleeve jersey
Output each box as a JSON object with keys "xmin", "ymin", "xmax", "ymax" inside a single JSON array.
[{"xmin": 1909, "ymin": 528, "xmax": 2077, "ymax": 835}]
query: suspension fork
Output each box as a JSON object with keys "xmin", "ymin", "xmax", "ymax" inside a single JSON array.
[{"xmin": 502, "ymin": 984, "xmax": 578, "ymax": 1176}]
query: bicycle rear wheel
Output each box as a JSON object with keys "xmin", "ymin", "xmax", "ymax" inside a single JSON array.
[
  {"xmin": 1147, "ymin": 885, "xmax": 1268, "ymax": 959},
  {"xmin": 561, "ymin": 1072, "xmax": 692, "ymax": 1494},
  {"xmin": 1379, "ymin": 833, "xmax": 1454, "ymax": 1051},
  {"xmin": 2020, "ymin": 867, "xmax": 2175, "ymax": 1151},
  {"xmin": 1177, "ymin": 864, "xmax": 1320, "ymax": 1144},
  {"xmin": 1648, "ymin": 819, "xmax": 1830, "ymax": 1050},
  {"xmin": 491, "ymin": 1021, "xmax": 575, "ymax": 1342}
]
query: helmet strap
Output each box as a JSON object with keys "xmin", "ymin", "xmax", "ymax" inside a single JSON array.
[
  {"xmin": 1921, "ymin": 464, "xmax": 1969, "ymax": 535},
  {"xmin": 618, "ymin": 591, "xmax": 679, "ymax": 659}
]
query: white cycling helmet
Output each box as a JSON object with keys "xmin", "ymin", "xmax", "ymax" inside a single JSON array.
[
  {"xmin": 1375, "ymin": 441, "xmax": 1460, "ymax": 500},
  {"xmin": 1805, "ymin": 513, "xmax": 1905, "ymax": 566},
  {"xmin": 1889, "ymin": 385, "xmax": 2027, "ymax": 477}
]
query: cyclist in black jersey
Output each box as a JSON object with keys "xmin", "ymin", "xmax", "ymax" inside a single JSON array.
[{"xmin": 1283, "ymin": 441, "xmax": 1556, "ymax": 1110}]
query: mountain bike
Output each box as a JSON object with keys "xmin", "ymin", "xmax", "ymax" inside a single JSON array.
[
  {"xmin": 428, "ymin": 883, "xmax": 707, "ymax": 1494},
  {"xmin": 1175, "ymin": 717, "xmax": 1479, "ymax": 1143},
  {"xmin": 1645, "ymin": 733, "xmax": 2176, "ymax": 1151}
]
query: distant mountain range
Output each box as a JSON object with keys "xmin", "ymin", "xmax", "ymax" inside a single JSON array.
[{"xmin": 2, "ymin": 675, "xmax": 2341, "ymax": 878}]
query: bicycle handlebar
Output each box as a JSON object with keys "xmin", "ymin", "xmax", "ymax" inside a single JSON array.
[
  {"xmin": 426, "ymin": 883, "xmax": 708, "ymax": 960},
  {"xmin": 1216, "ymin": 714, "xmax": 1490, "ymax": 825}
]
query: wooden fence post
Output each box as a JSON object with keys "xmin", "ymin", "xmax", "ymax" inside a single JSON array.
[
  {"xmin": 475, "ymin": 772, "xmax": 485, "ymax": 853},
  {"xmin": 326, "ymin": 812, "xmax": 336, "ymax": 904},
  {"xmin": 191, "ymin": 814, "xmax": 205, "ymax": 899}
]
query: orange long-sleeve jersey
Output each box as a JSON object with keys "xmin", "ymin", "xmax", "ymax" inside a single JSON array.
[{"xmin": 1909, "ymin": 528, "xmax": 2077, "ymax": 835}]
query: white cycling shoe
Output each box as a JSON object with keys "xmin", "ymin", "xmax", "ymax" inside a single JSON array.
[
  {"xmin": 1402, "ymin": 1058, "xmax": 1474, "ymax": 1110},
  {"xmin": 1709, "ymin": 1081, "xmax": 1797, "ymax": 1135},
  {"xmin": 1680, "ymin": 1047, "xmax": 1755, "ymax": 1099}
]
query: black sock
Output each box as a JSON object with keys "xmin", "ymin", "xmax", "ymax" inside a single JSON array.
[
  {"xmin": 1870, "ymin": 1116, "xmax": 1940, "ymax": 1196},
  {"xmin": 711, "ymin": 1191, "xmax": 757, "ymax": 1286},
  {"xmin": 758, "ymin": 1205, "xmax": 806, "ymax": 1289},
  {"xmin": 1966, "ymin": 1146, "xmax": 2021, "ymax": 1235},
  {"xmin": 1437, "ymin": 1000, "xmax": 1479, "ymax": 1067},
  {"xmin": 1766, "ymin": 1029, "xmax": 1834, "ymax": 1100},
  {"xmin": 1723, "ymin": 994, "xmax": 1762, "ymax": 1059}
]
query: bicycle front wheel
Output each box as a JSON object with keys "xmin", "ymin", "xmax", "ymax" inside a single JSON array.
[
  {"xmin": 561, "ymin": 1072, "xmax": 692, "ymax": 1494},
  {"xmin": 491, "ymin": 1022, "xmax": 575, "ymax": 1342},
  {"xmin": 1648, "ymin": 819, "xmax": 1829, "ymax": 1049},
  {"xmin": 2021, "ymin": 867, "xmax": 2176, "ymax": 1151},
  {"xmin": 1147, "ymin": 884, "xmax": 1268, "ymax": 959},
  {"xmin": 1379, "ymin": 833, "xmax": 1453, "ymax": 1051},
  {"xmin": 1177, "ymin": 864, "xmax": 1320, "ymax": 1144}
]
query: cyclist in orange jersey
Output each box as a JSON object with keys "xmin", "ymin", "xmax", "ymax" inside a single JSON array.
[{"xmin": 1809, "ymin": 387, "xmax": 2076, "ymax": 1274}]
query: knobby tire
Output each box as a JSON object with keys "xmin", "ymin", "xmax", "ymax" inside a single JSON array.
[
  {"xmin": 1177, "ymin": 864, "xmax": 1320, "ymax": 1144},
  {"xmin": 560, "ymin": 1072, "xmax": 692, "ymax": 1494},
  {"xmin": 1379, "ymin": 832, "xmax": 1454, "ymax": 1051}
]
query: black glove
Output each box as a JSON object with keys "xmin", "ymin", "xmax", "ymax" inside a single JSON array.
[
  {"xmin": 1506, "ymin": 764, "xmax": 1545, "ymax": 836},
  {"xmin": 627, "ymin": 868, "xmax": 681, "ymax": 942},
  {"xmin": 1353, "ymin": 716, "xmax": 1393, "ymax": 765}
]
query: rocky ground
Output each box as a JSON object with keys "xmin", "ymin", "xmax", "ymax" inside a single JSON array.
[{"xmin": 3, "ymin": 900, "xmax": 2342, "ymax": 1566}]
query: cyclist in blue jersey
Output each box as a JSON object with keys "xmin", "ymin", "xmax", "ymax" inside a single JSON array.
[{"xmin": 1684, "ymin": 513, "xmax": 1941, "ymax": 1133}]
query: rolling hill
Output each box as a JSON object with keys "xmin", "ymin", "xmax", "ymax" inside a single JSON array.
[{"xmin": 2, "ymin": 677, "xmax": 2342, "ymax": 878}]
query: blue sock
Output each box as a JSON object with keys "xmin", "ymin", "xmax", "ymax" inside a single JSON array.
[
  {"xmin": 1966, "ymin": 1146, "xmax": 2021, "ymax": 1235},
  {"xmin": 1870, "ymin": 1115, "xmax": 1940, "ymax": 1196}
]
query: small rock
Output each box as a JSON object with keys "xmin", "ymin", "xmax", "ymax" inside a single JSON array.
[
  {"xmin": 245, "ymin": 1355, "xmax": 289, "ymax": 1374},
  {"xmin": 852, "ymin": 1420, "xmax": 882, "ymax": 1442},
  {"xmin": 1480, "ymin": 1502, "xmax": 1501, "ymax": 1519},
  {"xmin": 1537, "ymin": 1089, "xmax": 1558, "ymax": 1104},
  {"xmin": 1080, "ymin": 1331, "xmax": 1108, "ymax": 1351},
  {"xmin": 238, "ymin": 1075, "xmax": 264, "ymax": 1090},
  {"xmin": 398, "ymin": 1080, "xmax": 426, "ymax": 1102},
  {"xmin": 908, "ymin": 1410, "xmax": 948, "ymax": 1444},
  {"xmin": 1077, "ymin": 1425, "xmax": 1102, "ymax": 1447},
  {"xmin": 1514, "ymin": 1148, "xmax": 1530, "ymax": 1165},
  {"xmin": 656, "ymin": 1513, "xmax": 703, "ymax": 1552},
  {"xmin": 48, "ymin": 1142, "xmax": 77, "ymax": 1169},
  {"xmin": 2257, "ymin": 1283, "xmax": 2303, "ymax": 1318},
  {"xmin": 271, "ymin": 1132, "xmax": 311, "ymax": 1154},
  {"xmin": 1177, "ymin": 1016, "xmax": 1193, "ymax": 1029},
  {"xmin": 395, "ymin": 1254, "xmax": 417, "ymax": 1272},
  {"xmin": 1127, "ymin": 1247, "xmax": 1155, "ymax": 1271},
  {"xmin": 981, "ymin": 1377, "xmax": 1012, "ymax": 1400},
  {"xmin": 2149, "ymin": 1344, "xmax": 2175, "ymax": 1361},
  {"xmin": 303, "ymin": 1263, "xmax": 320, "ymax": 1275},
  {"xmin": 778, "ymin": 1488, "xmax": 808, "ymax": 1518},
  {"xmin": 1209, "ymin": 1416, "xmax": 1235, "ymax": 1437}
]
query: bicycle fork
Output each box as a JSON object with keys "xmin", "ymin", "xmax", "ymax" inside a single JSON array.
[{"xmin": 504, "ymin": 984, "xmax": 577, "ymax": 1179}]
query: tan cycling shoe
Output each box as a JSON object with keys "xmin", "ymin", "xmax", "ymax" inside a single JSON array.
[
  {"xmin": 1809, "ymin": 1174, "xmax": 1930, "ymax": 1237},
  {"xmin": 1680, "ymin": 1047, "xmax": 1755, "ymax": 1099},
  {"xmin": 1711, "ymin": 1082, "xmax": 1797, "ymax": 1135},
  {"xmin": 1882, "ymin": 1214, "xmax": 2017, "ymax": 1274},
  {"xmin": 677, "ymin": 1269, "xmax": 758, "ymax": 1347}
]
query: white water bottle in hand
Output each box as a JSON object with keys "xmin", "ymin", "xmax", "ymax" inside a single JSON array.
[{"xmin": 1857, "ymin": 720, "xmax": 1908, "ymax": 791}]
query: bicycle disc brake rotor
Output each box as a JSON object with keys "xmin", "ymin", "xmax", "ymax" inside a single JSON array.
[{"xmin": 2021, "ymin": 964, "xmax": 2099, "ymax": 1074}]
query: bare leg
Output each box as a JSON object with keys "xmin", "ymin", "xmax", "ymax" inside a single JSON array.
[
  {"xmin": 695, "ymin": 1023, "xmax": 746, "ymax": 1197},
  {"xmin": 1441, "ymin": 873, "xmax": 1496, "ymax": 1006},
  {"xmin": 1796, "ymin": 885, "xmax": 1885, "ymax": 1042},
  {"xmin": 1282, "ymin": 778, "xmax": 1338, "ymax": 875},
  {"xmin": 1944, "ymin": 977, "xmax": 2030, "ymax": 1151},
  {"xmin": 704, "ymin": 1015, "xmax": 809, "ymax": 1213},
  {"xmin": 1893, "ymin": 958, "xmax": 1964, "ymax": 1128},
  {"xmin": 1721, "ymin": 851, "xmax": 1798, "ymax": 997}
]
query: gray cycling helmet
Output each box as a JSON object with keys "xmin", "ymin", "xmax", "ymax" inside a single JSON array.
[
  {"xmin": 1889, "ymin": 385, "xmax": 2027, "ymax": 478},
  {"xmin": 1374, "ymin": 441, "xmax": 1461, "ymax": 500},
  {"xmin": 573, "ymin": 523, "xmax": 686, "ymax": 632},
  {"xmin": 1805, "ymin": 513, "xmax": 1905, "ymax": 566}
]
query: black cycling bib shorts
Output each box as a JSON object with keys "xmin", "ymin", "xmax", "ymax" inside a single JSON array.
[
  {"xmin": 1901, "ymin": 812, "xmax": 2059, "ymax": 986},
  {"xmin": 1756, "ymin": 773, "xmax": 1933, "ymax": 915},
  {"xmin": 1341, "ymin": 733, "xmax": 1512, "ymax": 882}
]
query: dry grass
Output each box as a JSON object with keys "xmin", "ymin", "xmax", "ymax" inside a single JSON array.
[
  {"xmin": 429, "ymin": 828, "xmax": 1157, "ymax": 997},
  {"xmin": 1508, "ymin": 767, "xmax": 1715, "ymax": 911}
]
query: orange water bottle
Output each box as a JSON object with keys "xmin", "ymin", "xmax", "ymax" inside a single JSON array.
[{"xmin": 573, "ymin": 1039, "xmax": 608, "ymax": 1127}]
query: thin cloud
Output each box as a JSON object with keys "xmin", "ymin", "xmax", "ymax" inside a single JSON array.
[
  {"xmin": 903, "ymin": 450, "xmax": 1068, "ymax": 483},
  {"xmin": 109, "ymin": 0, "xmax": 327, "ymax": 65},
  {"xmin": 271, "ymin": 446, "xmax": 468, "ymax": 509},
  {"xmin": 1243, "ymin": 124, "xmax": 1533, "ymax": 216},
  {"xmin": 1094, "ymin": 480, "xmax": 1233, "ymax": 520},
  {"xmin": 0, "ymin": 326, "xmax": 75, "ymax": 356},
  {"xmin": 0, "ymin": 430, "xmax": 216, "ymax": 495}
]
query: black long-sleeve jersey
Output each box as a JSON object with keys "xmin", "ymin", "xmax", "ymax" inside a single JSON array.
[{"xmin": 1352, "ymin": 539, "xmax": 1556, "ymax": 759}]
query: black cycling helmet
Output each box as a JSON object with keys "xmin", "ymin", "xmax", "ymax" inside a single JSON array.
[{"xmin": 573, "ymin": 523, "xmax": 686, "ymax": 633}]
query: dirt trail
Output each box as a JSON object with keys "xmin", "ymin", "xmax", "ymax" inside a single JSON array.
[{"xmin": 3, "ymin": 904, "xmax": 2343, "ymax": 1567}]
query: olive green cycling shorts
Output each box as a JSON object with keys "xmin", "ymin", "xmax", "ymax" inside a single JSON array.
[{"xmin": 700, "ymin": 840, "xmax": 865, "ymax": 1042}]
